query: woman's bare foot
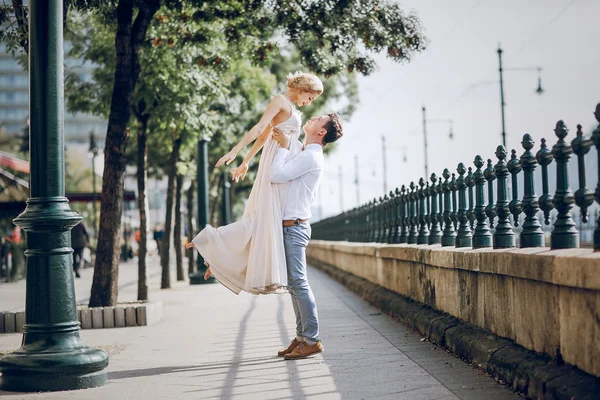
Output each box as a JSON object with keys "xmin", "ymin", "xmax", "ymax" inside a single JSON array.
[{"xmin": 204, "ymin": 262, "xmax": 212, "ymax": 280}]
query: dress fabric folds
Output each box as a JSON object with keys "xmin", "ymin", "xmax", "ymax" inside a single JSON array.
[{"xmin": 191, "ymin": 97, "xmax": 302, "ymax": 295}]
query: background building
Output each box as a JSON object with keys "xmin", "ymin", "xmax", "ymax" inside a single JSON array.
[{"xmin": 0, "ymin": 43, "xmax": 108, "ymax": 143}]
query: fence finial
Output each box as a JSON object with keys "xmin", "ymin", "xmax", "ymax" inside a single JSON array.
[
  {"xmin": 393, "ymin": 188, "xmax": 401, "ymax": 243},
  {"xmin": 507, "ymin": 149, "xmax": 523, "ymax": 227},
  {"xmin": 571, "ymin": 124, "xmax": 594, "ymax": 224},
  {"xmin": 473, "ymin": 155, "xmax": 492, "ymax": 248},
  {"xmin": 466, "ymin": 167, "xmax": 475, "ymax": 231},
  {"xmin": 382, "ymin": 193, "xmax": 390, "ymax": 243},
  {"xmin": 592, "ymin": 104, "xmax": 600, "ymax": 250},
  {"xmin": 551, "ymin": 121, "xmax": 579, "ymax": 248},
  {"xmin": 399, "ymin": 185, "xmax": 408, "ymax": 243},
  {"xmin": 417, "ymin": 178, "xmax": 430, "ymax": 244},
  {"xmin": 536, "ymin": 138, "xmax": 554, "ymax": 225},
  {"xmin": 429, "ymin": 173, "xmax": 442, "ymax": 244},
  {"xmin": 494, "ymin": 146, "xmax": 516, "ymax": 248},
  {"xmin": 442, "ymin": 169, "xmax": 456, "ymax": 246},
  {"xmin": 408, "ymin": 182, "xmax": 418, "ymax": 244},
  {"xmin": 520, "ymin": 133, "xmax": 545, "ymax": 247},
  {"xmin": 456, "ymin": 163, "xmax": 472, "ymax": 247},
  {"xmin": 484, "ymin": 159, "xmax": 497, "ymax": 229}
]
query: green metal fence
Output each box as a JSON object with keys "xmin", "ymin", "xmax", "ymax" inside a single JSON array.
[{"xmin": 312, "ymin": 103, "xmax": 600, "ymax": 251}]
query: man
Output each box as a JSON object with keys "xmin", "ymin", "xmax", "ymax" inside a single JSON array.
[
  {"xmin": 270, "ymin": 113, "xmax": 343, "ymax": 360},
  {"xmin": 153, "ymin": 225, "xmax": 164, "ymax": 257},
  {"xmin": 71, "ymin": 221, "xmax": 90, "ymax": 278}
]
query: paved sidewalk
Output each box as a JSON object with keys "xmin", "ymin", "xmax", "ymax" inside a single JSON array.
[
  {"xmin": 0, "ymin": 255, "xmax": 163, "ymax": 312},
  {"xmin": 0, "ymin": 265, "xmax": 518, "ymax": 399}
]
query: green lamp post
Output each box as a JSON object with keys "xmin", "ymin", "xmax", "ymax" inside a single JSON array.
[
  {"xmin": 0, "ymin": 0, "xmax": 108, "ymax": 391},
  {"xmin": 190, "ymin": 136, "xmax": 215, "ymax": 284}
]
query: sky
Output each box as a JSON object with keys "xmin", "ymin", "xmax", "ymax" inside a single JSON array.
[{"xmin": 316, "ymin": 0, "xmax": 600, "ymax": 220}]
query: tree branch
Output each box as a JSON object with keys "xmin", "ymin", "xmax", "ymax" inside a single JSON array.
[
  {"xmin": 131, "ymin": 0, "xmax": 160, "ymax": 84},
  {"xmin": 11, "ymin": 0, "xmax": 28, "ymax": 55}
]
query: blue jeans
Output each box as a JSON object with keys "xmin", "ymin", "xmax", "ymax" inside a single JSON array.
[{"xmin": 283, "ymin": 223, "xmax": 319, "ymax": 343}]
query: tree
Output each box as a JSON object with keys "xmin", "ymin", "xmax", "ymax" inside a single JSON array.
[
  {"xmin": 133, "ymin": 106, "xmax": 150, "ymax": 300},
  {"xmin": 111, "ymin": 2, "xmax": 423, "ymax": 307},
  {"xmin": 6, "ymin": 0, "xmax": 426, "ymax": 307},
  {"xmin": 65, "ymin": 2, "xmax": 231, "ymax": 297}
]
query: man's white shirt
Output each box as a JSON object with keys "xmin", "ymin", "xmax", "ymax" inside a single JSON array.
[{"xmin": 270, "ymin": 142, "xmax": 324, "ymax": 220}]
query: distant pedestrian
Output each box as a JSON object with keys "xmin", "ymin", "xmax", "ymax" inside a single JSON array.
[
  {"xmin": 121, "ymin": 224, "xmax": 134, "ymax": 260},
  {"xmin": 153, "ymin": 225, "xmax": 164, "ymax": 256},
  {"xmin": 7, "ymin": 227, "xmax": 25, "ymax": 281},
  {"xmin": 71, "ymin": 221, "xmax": 90, "ymax": 278},
  {"xmin": 0, "ymin": 236, "xmax": 8, "ymax": 281}
]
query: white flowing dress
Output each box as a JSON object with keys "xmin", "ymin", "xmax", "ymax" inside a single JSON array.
[{"xmin": 191, "ymin": 96, "xmax": 302, "ymax": 295}]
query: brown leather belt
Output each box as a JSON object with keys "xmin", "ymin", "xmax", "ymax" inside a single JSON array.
[{"xmin": 282, "ymin": 219, "xmax": 308, "ymax": 227}]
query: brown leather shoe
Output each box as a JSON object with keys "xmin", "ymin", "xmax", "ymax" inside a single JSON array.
[
  {"xmin": 277, "ymin": 338, "xmax": 302, "ymax": 357},
  {"xmin": 284, "ymin": 341, "xmax": 323, "ymax": 360}
]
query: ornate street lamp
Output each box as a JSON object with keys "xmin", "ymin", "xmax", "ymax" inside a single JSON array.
[
  {"xmin": 0, "ymin": 0, "xmax": 108, "ymax": 391},
  {"xmin": 422, "ymin": 105, "xmax": 454, "ymax": 178},
  {"xmin": 189, "ymin": 136, "xmax": 215, "ymax": 284},
  {"xmin": 535, "ymin": 67, "xmax": 544, "ymax": 95},
  {"xmin": 497, "ymin": 46, "xmax": 544, "ymax": 147}
]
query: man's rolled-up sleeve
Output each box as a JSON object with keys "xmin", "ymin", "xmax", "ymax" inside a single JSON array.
[{"xmin": 270, "ymin": 149, "xmax": 314, "ymax": 184}]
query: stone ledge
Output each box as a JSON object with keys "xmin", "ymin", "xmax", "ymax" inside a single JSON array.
[
  {"xmin": 310, "ymin": 240, "xmax": 600, "ymax": 291},
  {"xmin": 0, "ymin": 301, "xmax": 162, "ymax": 334},
  {"xmin": 309, "ymin": 257, "xmax": 600, "ymax": 399}
]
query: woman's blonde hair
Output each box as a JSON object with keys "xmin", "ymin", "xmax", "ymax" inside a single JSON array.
[{"xmin": 286, "ymin": 71, "xmax": 323, "ymax": 94}]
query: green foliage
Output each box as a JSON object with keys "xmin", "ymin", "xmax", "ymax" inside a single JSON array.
[
  {"xmin": 0, "ymin": 0, "xmax": 28, "ymax": 68},
  {"xmin": 188, "ymin": 0, "xmax": 426, "ymax": 76},
  {"xmin": 62, "ymin": 2, "xmax": 368, "ymax": 219},
  {"xmin": 0, "ymin": 0, "xmax": 116, "ymax": 67},
  {"xmin": 65, "ymin": 9, "xmax": 116, "ymax": 118},
  {"xmin": 4, "ymin": 0, "xmax": 425, "ymax": 221}
]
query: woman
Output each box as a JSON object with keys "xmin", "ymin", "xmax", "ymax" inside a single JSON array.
[{"xmin": 186, "ymin": 72, "xmax": 323, "ymax": 295}]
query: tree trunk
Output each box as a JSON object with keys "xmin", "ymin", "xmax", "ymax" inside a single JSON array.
[
  {"xmin": 160, "ymin": 137, "xmax": 181, "ymax": 289},
  {"xmin": 136, "ymin": 117, "xmax": 149, "ymax": 301},
  {"xmin": 186, "ymin": 180, "xmax": 195, "ymax": 275},
  {"xmin": 88, "ymin": 0, "xmax": 159, "ymax": 307},
  {"xmin": 174, "ymin": 174, "xmax": 184, "ymax": 281}
]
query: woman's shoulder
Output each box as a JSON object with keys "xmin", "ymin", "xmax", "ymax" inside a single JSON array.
[{"xmin": 269, "ymin": 94, "xmax": 287, "ymax": 105}]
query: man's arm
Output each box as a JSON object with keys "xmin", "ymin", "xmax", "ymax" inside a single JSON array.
[{"xmin": 270, "ymin": 149, "xmax": 315, "ymax": 184}]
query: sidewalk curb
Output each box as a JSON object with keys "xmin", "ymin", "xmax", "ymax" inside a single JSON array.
[
  {"xmin": 0, "ymin": 265, "xmax": 163, "ymax": 333},
  {"xmin": 0, "ymin": 301, "xmax": 163, "ymax": 333},
  {"xmin": 309, "ymin": 258, "xmax": 600, "ymax": 400}
]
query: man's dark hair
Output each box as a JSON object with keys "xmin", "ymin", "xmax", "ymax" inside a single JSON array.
[{"xmin": 323, "ymin": 112, "xmax": 343, "ymax": 146}]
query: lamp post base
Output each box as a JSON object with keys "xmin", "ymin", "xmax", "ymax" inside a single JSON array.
[
  {"xmin": 0, "ymin": 332, "xmax": 108, "ymax": 392},
  {"xmin": 1, "ymin": 370, "xmax": 107, "ymax": 393}
]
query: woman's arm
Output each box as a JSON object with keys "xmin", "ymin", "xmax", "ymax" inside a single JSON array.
[
  {"xmin": 216, "ymin": 96, "xmax": 285, "ymax": 167},
  {"xmin": 230, "ymin": 125, "xmax": 272, "ymax": 182}
]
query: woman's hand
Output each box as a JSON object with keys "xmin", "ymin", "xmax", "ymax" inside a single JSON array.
[
  {"xmin": 185, "ymin": 242, "xmax": 194, "ymax": 249},
  {"xmin": 216, "ymin": 150, "xmax": 238, "ymax": 167},
  {"xmin": 272, "ymin": 128, "xmax": 290, "ymax": 148},
  {"xmin": 231, "ymin": 163, "xmax": 249, "ymax": 182}
]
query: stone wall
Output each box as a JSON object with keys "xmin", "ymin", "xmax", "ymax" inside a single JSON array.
[{"xmin": 307, "ymin": 240, "xmax": 600, "ymax": 378}]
